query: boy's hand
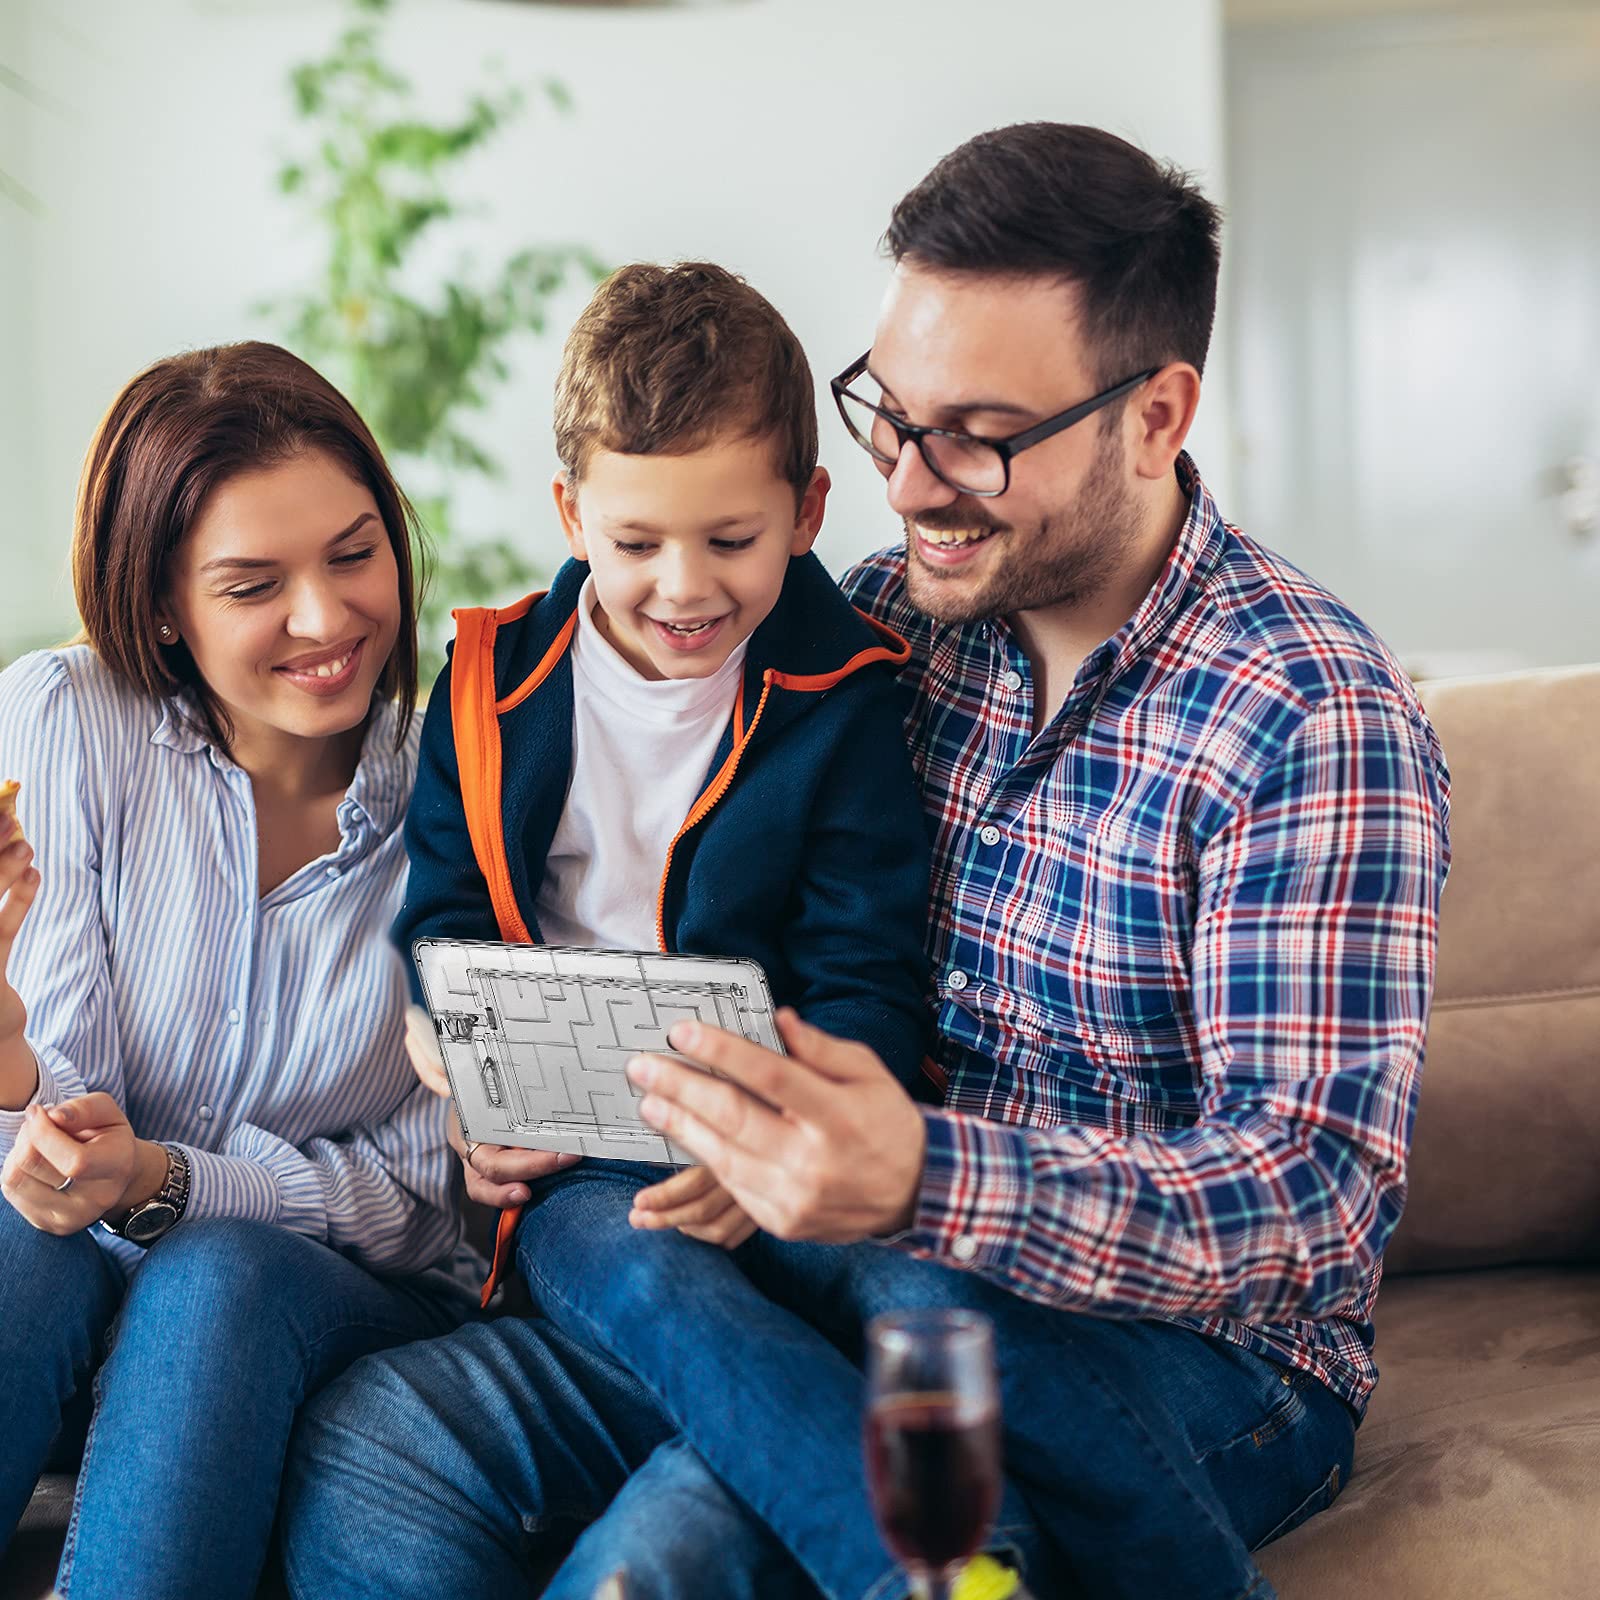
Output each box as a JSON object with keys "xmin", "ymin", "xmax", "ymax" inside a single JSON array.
[
  {"xmin": 630, "ymin": 1164, "xmax": 758, "ymax": 1250},
  {"xmin": 405, "ymin": 1005, "xmax": 451, "ymax": 1098},
  {"xmin": 447, "ymin": 1105, "xmax": 580, "ymax": 1210}
]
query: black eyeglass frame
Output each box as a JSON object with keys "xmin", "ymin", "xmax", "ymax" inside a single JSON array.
[{"xmin": 829, "ymin": 352, "xmax": 1159, "ymax": 498}]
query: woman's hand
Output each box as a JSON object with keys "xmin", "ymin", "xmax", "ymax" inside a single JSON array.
[
  {"xmin": 0, "ymin": 1094, "xmax": 165, "ymax": 1235},
  {"xmin": 0, "ymin": 813, "xmax": 43, "ymax": 1107},
  {"xmin": 629, "ymin": 1164, "xmax": 759, "ymax": 1250}
]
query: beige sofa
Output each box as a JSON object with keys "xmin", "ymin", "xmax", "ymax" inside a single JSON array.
[
  {"xmin": 5, "ymin": 666, "xmax": 1597, "ymax": 1599},
  {"xmin": 1259, "ymin": 663, "xmax": 1600, "ymax": 1597}
]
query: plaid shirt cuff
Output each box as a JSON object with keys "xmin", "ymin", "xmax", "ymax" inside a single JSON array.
[{"xmin": 902, "ymin": 1108, "xmax": 1035, "ymax": 1272}]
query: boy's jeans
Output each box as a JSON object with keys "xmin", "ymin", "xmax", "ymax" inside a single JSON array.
[
  {"xmin": 0, "ymin": 1200, "xmax": 471, "ymax": 1600},
  {"xmin": 282, "ymin": 1160, "xmax": 1356, "ymax": 1600}
]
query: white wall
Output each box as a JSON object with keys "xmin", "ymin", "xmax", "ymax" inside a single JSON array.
[
  {"xmin": 1, "ymin": 0, "xmax": 1227, "ymax": 657},
  {"xmin": 1227, "ymin": 8, "xmax": 1600, "ymax": 672}
]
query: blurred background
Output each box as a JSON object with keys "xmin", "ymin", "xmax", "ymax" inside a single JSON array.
[{"xmin": 1, "ymin": 0, "xmax": 1595, "ymax": 675}]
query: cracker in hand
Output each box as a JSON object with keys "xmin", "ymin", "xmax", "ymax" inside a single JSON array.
[{"xmin": 0, "ymin": 780, "xmax": 24, "ymax": 846}]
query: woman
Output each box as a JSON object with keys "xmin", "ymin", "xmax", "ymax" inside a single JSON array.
[{"xmin": 0, "ymin": 343, "xmax": 473, "ymax": 1600}]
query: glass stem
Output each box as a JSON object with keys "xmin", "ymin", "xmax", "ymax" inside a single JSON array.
[{"xmin": 912, "ymin": 1573, "xmax": 954, "ymax": 1600}]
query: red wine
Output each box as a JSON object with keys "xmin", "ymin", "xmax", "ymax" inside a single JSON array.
[{"xmin": 865, "ymin": 1392, "xmax": 1002, "ymax": 1571}]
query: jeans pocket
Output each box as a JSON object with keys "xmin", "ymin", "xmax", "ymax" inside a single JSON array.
[
  {"xmin": 1254, "ymin": 1460, "xmax": 1343, "ymax": 1549},
  {"xmin": 1192, "ymin": 1380, "xmax": 1306, "ymax": 1463}
]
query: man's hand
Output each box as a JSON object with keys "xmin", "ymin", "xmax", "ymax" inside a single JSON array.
[
  {"xmin": 625, "ymin": 1008, "xmax": 927, "ymax": 1244},
  {"xmin": 1, "ymin": 1094, "xmax": 165, "ymax": 1235},
  {"xmin": 630, "ymin": 1164, "xmax": 758, "ymax": 1250},
  {"xmin": 447, "ymin": 1104, "xmax": 580, "ymax": 1211}
]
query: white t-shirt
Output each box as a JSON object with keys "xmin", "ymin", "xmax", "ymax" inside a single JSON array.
[{"xmin": 533, "ymin": 577, "xmax": 749, "ymax": 951}]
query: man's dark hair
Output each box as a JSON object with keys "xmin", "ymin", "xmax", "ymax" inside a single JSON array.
[{"xmin": 885, "ymin": 123, "xmax": 1222, "ymax": 386}]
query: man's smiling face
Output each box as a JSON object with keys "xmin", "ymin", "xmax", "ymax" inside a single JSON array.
[{"xmin": 865, "ymin": 262, "xmax": 1143, "ymax": 626}]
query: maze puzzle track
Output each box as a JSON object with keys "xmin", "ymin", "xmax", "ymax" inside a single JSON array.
[{"xmin": 414, "ymin": 941, "xmax": 780, "ymax": 1165}]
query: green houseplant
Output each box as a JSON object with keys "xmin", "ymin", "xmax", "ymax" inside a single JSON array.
[{"xmin": 269, "ymin": 0, "xmax": 607, "ymax": 670}]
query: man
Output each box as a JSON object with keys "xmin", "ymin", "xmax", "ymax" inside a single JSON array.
[{"xmin": 281, "ymin": 125, "xmax": 1449, "ymax": 1600}]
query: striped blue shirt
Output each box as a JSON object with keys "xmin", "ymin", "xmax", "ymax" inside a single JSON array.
[{"xmin": 0, "ymin": 646, "xmax": 461, "ymax": 1280}]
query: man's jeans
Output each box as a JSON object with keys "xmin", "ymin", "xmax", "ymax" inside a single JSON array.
[
  {"xmin": 282, "ymin": 1161, "xmax": 1356, "ymax": 1600},
  {"xmin": 0, "ymin": 1200, "xmax": 472, "ymax": 1600}
]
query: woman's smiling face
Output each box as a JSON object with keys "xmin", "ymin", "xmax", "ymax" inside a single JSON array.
[{"xmin": 162, "ymin": 449, "xmax": 402, "ymax": 752}]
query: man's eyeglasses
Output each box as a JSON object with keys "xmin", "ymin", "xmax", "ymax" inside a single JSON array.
[{"xmin": 829, "ymin": 352, "xmax": 1158, "ymax": 498}]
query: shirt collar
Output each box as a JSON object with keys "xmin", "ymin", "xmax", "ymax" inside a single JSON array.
[
  {"xmin": 148, "ymin": 697, "xmax": 210, "ymax": 755},
  {"xmin": 149, "ymin": 694, "xmax": 413, "ymax": 839},
  {"xmin": 340, "ymin": 701, "xmax": 412, "ymax": 838}
]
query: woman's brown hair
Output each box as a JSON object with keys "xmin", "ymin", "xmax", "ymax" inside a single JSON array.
[{"xmin": 71, "ymin": 341, "xmax": 427, "ymax": 750}]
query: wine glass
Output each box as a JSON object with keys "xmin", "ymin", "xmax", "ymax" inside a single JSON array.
[{"xmin": 864, "ymin": 1309, "xmax": 1002, "ymax": 1600}]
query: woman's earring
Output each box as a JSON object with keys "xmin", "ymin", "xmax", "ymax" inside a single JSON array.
[{"xmin": 158, "ymin": 624, "xmax": 175, "ymax": 642}]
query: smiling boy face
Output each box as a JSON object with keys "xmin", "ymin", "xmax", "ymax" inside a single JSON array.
[{"xmin": 553, "ymin": 432, "xmax": 829, "ymax": 682}]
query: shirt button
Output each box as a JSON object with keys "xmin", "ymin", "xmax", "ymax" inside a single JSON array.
[
  {"xmin": 325, "ymin": 864, "xmax": 342, "ymax": 880},
  {"xmin": 1001, "ymin": 669, "xmax": 1023, "ymax": 692},
  {"xmin": 947, "ymin": 970, "xmax": 969, "ymax": 992},
  {"xmin": 951, "ymin": 1234, "xmax": 979, "ymax": 1263},
  {"xmin": 978, "ymin": 825, "xmax": 1002, "ymax": 847},
  {"xmin": 226, "ymin": 1008, "xmax": 241, "ymax": 1025},
  {"xmin": 198, "ymin": 1104, "xmax": 214, "ymax": 1122}
]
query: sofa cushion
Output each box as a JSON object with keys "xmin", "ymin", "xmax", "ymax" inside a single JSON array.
[
  {"xmin": 1385, "ymin": 665, "xmax": 1600, "ymax": 1274},
  {"xmin": 1257, "ymin": 1265, "xmax": 1600, "ymax": 1597}
]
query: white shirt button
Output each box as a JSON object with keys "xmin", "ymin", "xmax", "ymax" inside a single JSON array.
[
  {"xmin": 978, "ymin": 825, "xmax": 1002, "ymax": 847},
  {"xmin": 1001, "ymin": 669, "xmax": 1024, "ymax": 692},
  {"xmin": 198, "ymin": 1104, "xmax": 214, "ymax": 1122},
  {"xmin": 951, "ymin": 1234, "xmax": 979, "ymax": 1263},
  {"xmin": 947, "ymin": 969, "xmax": 969, "ymax": 992},
  {"xmin": 226, "ymin": 1008, "xmax": 240, "ymax": 1025},
  {"xmin": 325, "ymin": 864, "xmax": 342, "ymax": 880}
]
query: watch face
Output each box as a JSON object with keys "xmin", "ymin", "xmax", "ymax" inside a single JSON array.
[{"xmin": 124, "ymin": 1202, "xmax": 180, "ymax": 1245}]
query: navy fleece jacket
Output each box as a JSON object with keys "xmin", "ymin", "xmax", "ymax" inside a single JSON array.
[{"xmin": 396, "ymin": 552, "xmax": 934, "ymax": 1094}]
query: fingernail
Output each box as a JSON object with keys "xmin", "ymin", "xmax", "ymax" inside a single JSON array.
[
  {"xmin": 49, "ymin": 1103, "xmax": 72, "ymax": 1124},
  {"xmin": 639, "ymin": 1095, "xmax": 664, "ymax": 1126},
  {"xmin": 667, "ymin": 1021, "xmax": 697, "ymax": 1051},
  {"xmin": 627, "ymin": 1056, "xmax": 656, "ymax": 1088},
  {"xmin": 507, "ymin": 1187, "xmax": 530, "ymax": 1204},
  {"xmin": 556, "ymin": 1153, "xmax": 582, "ymax": 1168}
]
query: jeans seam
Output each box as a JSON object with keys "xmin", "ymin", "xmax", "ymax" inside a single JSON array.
[
  {"xmin": 1072, "ymin": 1350, "xmax": 1265, "ymax": 1599},
  {"xmin": 55, "ymin": 1320, "xmax": 120, "ymax": 1596}
]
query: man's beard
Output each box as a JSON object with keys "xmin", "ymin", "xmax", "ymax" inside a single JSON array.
[{"xmin": 903, "ymin": 429, "xmax": 1141, "ymax": 626}]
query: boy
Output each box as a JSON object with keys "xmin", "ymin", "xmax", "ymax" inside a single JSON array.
[{"xmin": 398, "ymin": 261, "xmax": 933, "ymax": 1296}]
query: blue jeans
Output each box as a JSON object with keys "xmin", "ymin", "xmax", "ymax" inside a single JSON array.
[
  {"xmin": 283, "ymin": 1161, "xmax": 1356, "ymax": 1599},
  {"xmin": 517, "ymin": 1164, "xmax": 1356, "ymax": 1598},
  {"xmin": 0, "ymin": 1198, "xmax": 473, "ymax": 1600}
]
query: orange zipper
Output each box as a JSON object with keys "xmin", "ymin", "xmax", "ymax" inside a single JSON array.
[{"xmin": 654, "ymin": 671, "xmax": 774, "ymax": 952}]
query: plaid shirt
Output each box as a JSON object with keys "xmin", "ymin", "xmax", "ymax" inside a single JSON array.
[{"xmin": 842, "ymin": 454, "xmax": 1450, "ymax": 1416}]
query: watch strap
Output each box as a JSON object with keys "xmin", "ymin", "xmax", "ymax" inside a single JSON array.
[{"xmin": 105, "ymin": 1144, "xmax": 191, "ymax": 1242}]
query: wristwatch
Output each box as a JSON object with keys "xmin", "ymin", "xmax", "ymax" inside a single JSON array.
[{"xmin": 103, "ymin": 1144, "xmax": 191, "ymax": 1246}]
